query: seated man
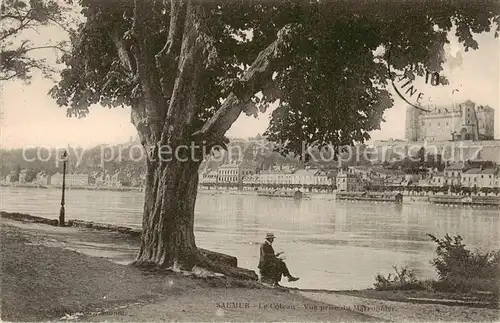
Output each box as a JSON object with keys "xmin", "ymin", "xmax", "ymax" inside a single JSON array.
[{"xmin": 258, "ymin": 233, "xmax": 299, "ymax": 286}]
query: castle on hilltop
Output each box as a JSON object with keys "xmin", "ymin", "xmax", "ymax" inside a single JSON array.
[{"xmin": 405, "ymin": 100, "xmax": 495, "ymax": 142}]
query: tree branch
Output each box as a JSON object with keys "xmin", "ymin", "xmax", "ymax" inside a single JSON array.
[
  {"xmin": 0, "ymin": 71, "xmax": 21, "ymax": 81},
  {"xmin": 0, "ymin": 58, "xmax": 47, "ymax": 81},
  {"xmin": 20, "ymin": 45, "xmax": 68, "ymax": 54},
  {"xmin": 0, "ymin": 10, "xmax": 33, "ymax": 42},
  {"xmin": 193, "ymin": 24, "xmax": 295, "ymax": 142},
  {"xmin": 129, "ymin": 0, "xmax": 169, "ymax": 142},
  {"xmin": 156, "ymin": 0, "xmax": 187, "ymax": 61},
  {"xmin": 48, "ymin": 17, "xmax": 71, "ymax": 34},
  {"xmin": 162, "ymin": 3, "xmax": 210, "ymax": 144},
  {"xmin": 155, "ymin": 0, "xmax": 187, "ymax": 101},
  {"xmin": 109, "ymin": 28, "xmax": 135, "ymax": 74}
]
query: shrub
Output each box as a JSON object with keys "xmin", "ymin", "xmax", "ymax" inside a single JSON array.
[
  {"xmin": 427, "ymin": 233, "xmax": 500, "ymax": 294},
  {"xmin": 432, "ymin": 276, "xmax": 499, "ymax": 294},
  {"xmin": 374, "ymin": 266, "xmax": 424, "ymax": 291},
  {"xmin": 373, "ymin": 234, "xmax": 500, "ymax": 294}
]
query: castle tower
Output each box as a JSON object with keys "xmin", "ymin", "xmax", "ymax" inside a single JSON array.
[
  {"xmin": 405, "ymin": 105, "xmax": 422, "ymax": 142},
  {"xmin": 459, "ymin": 100, "xmax": 477, "ymax": 140},
  {"xmin": 476, "ymin": 105, "xmax": 495, "ymax": 140}
]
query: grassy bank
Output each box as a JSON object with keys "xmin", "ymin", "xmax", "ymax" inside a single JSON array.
[{"xmin": 0, "ymin": 221, "xmax": 374, "ymax": 322}]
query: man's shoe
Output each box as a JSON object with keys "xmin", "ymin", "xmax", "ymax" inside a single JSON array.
[{"xmin": 288, "ymin": 276, "xmax": 299, "ymax": 282}]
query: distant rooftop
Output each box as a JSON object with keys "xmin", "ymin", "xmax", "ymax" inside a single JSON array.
[
  {"xmin": 445, "ymin": 163, "xmax": 466, "ymax": 170},
  {"xmin": 463, "ymin": 168, "xmax": 482, "ymax": 175},
  {"xmin": 294, "ymin": 169, "xmax": 319, "ymax": 176}
]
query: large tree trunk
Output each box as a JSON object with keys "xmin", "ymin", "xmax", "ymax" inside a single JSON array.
[
  {"xmin": 134, "ymin": 157, "xmax": 202, "ymax": 270},
  {"xmin": 121, "ymin": 1, "xmax": 291, "ymax": 280},
  {"xmin": 133, "ymin": 147, "xmax": 257, "ymax": 280},
  {"xmin": 129, "ymin": 3, "xmax": 211, "ymax": 272}
]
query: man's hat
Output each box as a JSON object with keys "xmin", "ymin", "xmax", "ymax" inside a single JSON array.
[{"xmin": 266, "ymin": 233, "xmax": 275, "ymax": 239}]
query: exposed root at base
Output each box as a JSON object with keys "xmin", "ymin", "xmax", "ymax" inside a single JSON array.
[
  {"xmin": 131, "ymin": 253, "xmax": 263, "ymax": 288},
  {"xmin": 194, "ymin": 252, "xmax": 259, "ymax": 281}
]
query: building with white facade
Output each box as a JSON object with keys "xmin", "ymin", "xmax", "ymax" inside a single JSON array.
[
  {"xmin": 292, "ymin": 169, "xmax": 319, "ymax": 186},
  {"xmin": 200, "ymin": 170, "xmax": 218, "ymax": 185},
  {"xmin": 35, "ymin": 171, "xmax": 51, "ymax": 185},
  {"xmin": 443, "ymin": 162, "xmax": 467, "ymax": 186},
  {"xmin": 18, "ymin": 169, "xmax": 29, "ymax": 184},
  {"xmin": 50, "ymin": 173, "xmax": 90, "ymax": 186},
  {"xmin": 217, "ymin": 161, "xmax": 257, "ymax": 185},
  {"xmin": 240, "ymin": 168, "xmax": 336, "ymax": 188},
  {"xmin": 431, "ymin": 172, "xmax": 445, "ymax": 187},
  {"xmin": 336, "ymin": 169, "xmax": 363, "ymax": 192},
  {"xmin": 461, "ymin": 168, "xmax": 499, "ymax": 188}
]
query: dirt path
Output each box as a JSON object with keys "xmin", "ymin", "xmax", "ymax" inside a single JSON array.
[
  {"xmin": 0, "ymin": 220, "xmax": 374, "ymax": 322},
  {"xmin": 300, "ymin": 291, "xmax": 500, "ymax": 322}
]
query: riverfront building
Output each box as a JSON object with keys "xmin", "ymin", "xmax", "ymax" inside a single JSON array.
[
  {"xmin": 34, "ymin": 171, "xmax": 51, "ymax": 185},
  {"xmin": 239, "ymin": 168, "xmax": 336, "ymax": 187},
  {"xmin": 461, "ymin": 168, "xmax": 499, "ymax": 188},
  {"xmin": 336, "ymin": 169, "xmax": 363, "ymax": 192},
  {"xmin": 443, "ymin": 162, "xmax": 467, "ymax": 186},
  {"xmin": 50, "ymin": 173, "xmax": 90, "ymax": 186},
  {"xmin": 200, "ymin": 170, "xmax": 218, "ymax": 185},
  {"xmin": 216, "ymin": 160, "xmax": 258, "ymax": 185}
]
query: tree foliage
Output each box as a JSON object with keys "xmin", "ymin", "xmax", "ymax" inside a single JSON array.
[
  {"xmin": 47, "ymin": 0, "xmax": 500, "ymax": 272},
  {"xmin": 0, "ymin": 0, "xmax": 72, "ymax": 81},
  {"xmin": 50, "ymin": 0, "xmax": 499, "ymax": 157}
]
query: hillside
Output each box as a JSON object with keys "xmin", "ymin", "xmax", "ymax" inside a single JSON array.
[{"xmin": 0, "ymin": 137, "xmax": 377, "ymax": 179}]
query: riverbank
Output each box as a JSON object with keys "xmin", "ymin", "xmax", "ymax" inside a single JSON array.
[
  {"xmin": 0, "ymin": 220, "xmax": 373, "ymax": 322},
  {"xmin": 1, "ymin": 212, "xmax": 499, "ymax": 321},
  {"xmin": 0, "ymin": 182, "xmax": 143, "ymax": 192},
  {"xmin": 1, "ymin": 184, "xmax": 334, "ymax": 198},
  {"xmin": 197, "ymin": 188, "xmax": 337, "ymax": 200}
]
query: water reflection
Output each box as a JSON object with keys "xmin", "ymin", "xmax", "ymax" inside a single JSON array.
[{"xmin": 1, "ymin": 187, "xmax": 498, "ymax": 290}]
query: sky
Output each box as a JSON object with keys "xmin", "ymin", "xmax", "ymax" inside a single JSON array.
[{"xmin": 1, "ymin": 25, "xmax": 499, "ymax": 150}]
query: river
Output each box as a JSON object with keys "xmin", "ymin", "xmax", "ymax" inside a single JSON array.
[{"xmin": 1, "ymin": 186, "xmax": 499, "ymax": 290}]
